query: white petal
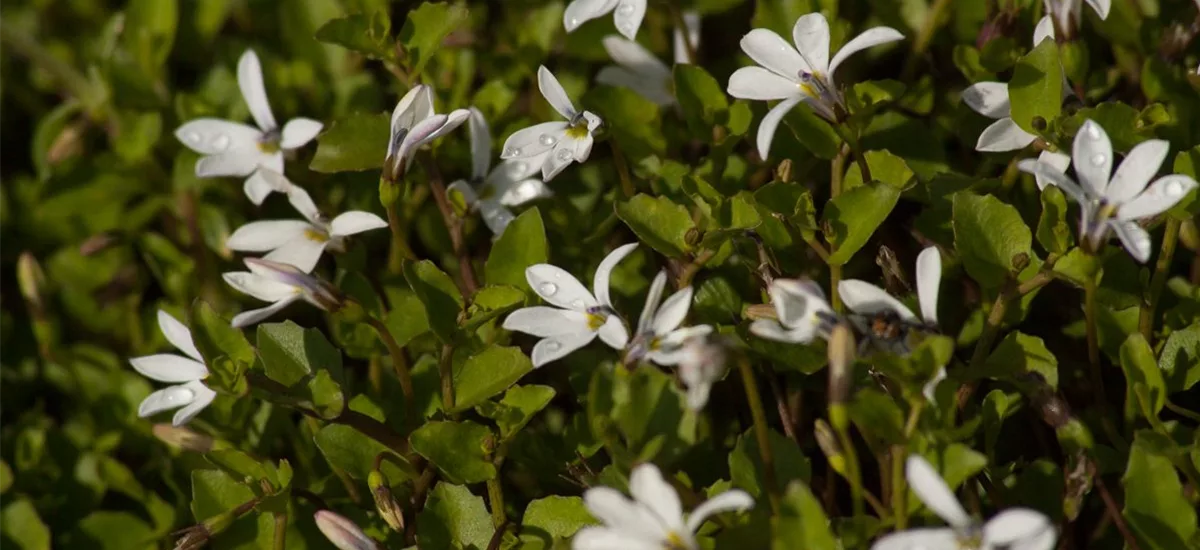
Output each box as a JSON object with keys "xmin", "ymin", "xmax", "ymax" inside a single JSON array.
[
  {"xmin": 572, "ymin": 132, "xmax": 595, "ymax": 163},
  {"xmin": 448, "ymin": 180, "xmax": 480, "ymax": 205},
  {"xmin": 223, "ymin": 271, "xmax": 297, "ymax": 302},
  {"xmin": 839, "ymin": 280, "xmax": 917, "ymax": 321},
  {"xmin": 685, "ymin": 381, "xmax": 711, "ymax": 411},
  {"xmin": 226, "ymin": 220, "xmax": 311, "ymax": 252},
  {"xmin": 496, "ymin": 177, "xmax": 552, "ymax": 206},
  {"xmin": 172, "ymin": 380, "xmax": 217, "ymax": 426},
  {"xmin": 598, "ymin": 316, "xmax": 630, "ymax": 349},
  {"xmin": 749, "ymin": 318, "xmax": 817, "ymax": 344},
  {"xmin": 792, "ymin": 13, "xmax": 831, "ymax": 75},
  {"xmin": 659, "ymin": 325, "xmax": 713, "ymax": 349},
  {"xmin": 196, "ymin": 150, "xmax": 269, "ymax": 178},
  {"xmin": 685, "ymin": 490, "xmax": 754, "ymax": 533},
  {"xmin": 673, "ymin": 11, "xmax": 701, "ymax": 65},
  {"xmin": 526, "ymin": 265, "xmax": 598, "ymax": 310},
  {"xmin": 983, "ymin": 508, "xmax": 1054, "ymax": 547},
  {"xmin": 157, "ymin": 310, "xmax": 202, "ymax": 361},
  {"xmin": 594, "ymin": 242, "xmax": 639, "ymax": 307},
  {"xmin": 280, "ymin": 118, "xmax": 323, "ymax": 150},
  {"xmin": 503, "ymin": 307, "xmax": 591, "ymax": 337},
  {"xmin": 500, "ymin": 122, "xmax": 570, "ymax": 160},
  {"xmin": 597, "ymin": 66, "xmax": 674, "ymax": 106},
  {"xmin": 727, "ymin": 67, "xmax": 801, "ymax": 101},
  {"xmin": 532, "ymin": 332, "xmax": 597, "ymax": 367},
  {"xmin": 653, "ymin": 286, "xmax": 694, "ymax": 336},
  {"xmin": 612, "ymin": 0, "xmax": 646, "ymax": 40},
  {"xmin": 922, "ymin": 366, "xmax": 948, "ymax": 404},
  {"xmin": 906, "ymin": 455, "xmax": 970, "ymax": 528},
  {"xmin": 479, "ymin": 201, "xmax": 516, "ymax": 235},
  {"xmin": 387, "ymin": 85, "xmax": 434, "ymax": 159},
  {"xmin": 563, "ymin": 0, "xmax": 619, "ymax": 32},
  {"xmin": 629, "ymin": 464, "xmax": 685, "ymax": 533},
  {"xmin": 975, "ymin": 118, "xmax": 1036, "ymax": 152},
  {"xmin": 1033, "ymin": 16, "xmax": 1056, "ymax": 46},
  {"xmin": 237, "ymin": 49, "xmax": 277, "ymax": 131},
  {"xmin": 230, "ymin": 297, "xmax": 298, "ymax": 328},
  {"xmin": 174, "ymin": 119, "xmax": 262, "ymax": 155},
  {"xmin": 286, "ymin": 185, "xmax": 323, "ymax": 226},
  {"xmin": 1109, "ymin": 221, "xmax": 1152, "ymax": 263},
  {"xmin": 961, "ymin": 82, "xmax": 1010, "ymax": 119},
  {"xmin": 1017, "ymin": 159, "xmax": 1089, "ymax": 206},
  {"xmin": 243, "ymin": 172, "xmax": 276, "ymax": 205},
  {"xmin": 582, "ymin": 486, "xmax": 668, "ymax": 540},
  {"xmin": 1106, "ymin": 139, "xmax": 1169, "ymax": 205},
  {"xmin": 572, "ymin": 527, "xmax": 660, "ymax": 550},
  {"xmin": 756, "ymin": 96, "xmax": 802, "ymax": 160},
  {"xmin": 130, "ymin": 354, "xmax": 208, "ymax": 383},
  {"xmin": 915, "ymin": 247, "xmax": 941, "ymax": 326},
  {"xmin": 739, "ymin": 29, "xmax": 808, "ymax": 79},
  {"xmin": 582, "ymin": 111, "xmax": 602, "ymax": 132},
  {"xmin": 869, "ymin": 528, "xmax": 959, "ymax": 550},
  {"xmin": 467, "ymin": 107, "xmax": 492, "ymax": 180},
  {"xmin": 138, "ymin": 384, "xmax": 196, "ymax": 418},
  {"xmin": 1034, "ymin": 150, "xmax": 1072, "ymax": 190},
  {"xmin": 770, "ymin": 279, "xmax": 827, "ymax": 328},
  {"xmin": 1117, "ymin": 175, "xmax": 1198, "ymax": 221},
  {"xmin": 603, "ymin": 36, "xmax": 668, "ymax": 79},
  {"xmin": 542, "ymin": 146, "xmax": 577, "ymax": 182},
  {"xmin": 1072, "ymin": 120, "xmax": 1113, "ymax": 198},
  {"xmin": 638, "ymin": 271, "xmax": 669, "ymax": 334},
  {"xmin": 264, "ymin": 237, "xmax": 328, "ymax": 273},
  {"xmin": 538, "ymin": 66, "xmax": 578, "ymax": 120},
  {"xmin": 828, "ymin": 26, "xmax": 905, "ymax": 78},
  {"xmin": 396, "ymin": 114, "xmax": 458, "ymax": 172},
  {"xmin": 1085, "ymin": 0, "xmax": 1111, "ymax": 19},
  {"xmin": 330, "ymin": 211, "xmax": 388, "ymax": 237}
]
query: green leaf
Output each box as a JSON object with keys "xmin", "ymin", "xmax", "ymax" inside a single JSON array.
[
  {"xmin": 1119, "ymin": 334, "xmax": 1166, "ymax": 421},
  {"xmin": 823, "ymin": 181, "xmax": 901, "ymax": 265},
  {"xmin": 416, "ymin": 483, "xmax": 494, "ymax": 550},
  {"xmin": 72, "ymin": 511, "xmax": 153, "ymax": 550},
  {"xmin": 1036, "ymin": 186, "xmax": 1072, "ymax": 255},
  {"xmin": 384, "ymin": 287, "xmax": 431, "ymax": 348},
  {"xmin": 404, "ymin": 260, "xmax": 464, "ymax": 343},
  {"xmin": 398, "ymin": 2, "xmax": 469, "ymax": 75},
  {"xmin": 842, "ymin": 150, "xmax": 915, "ymax": 191},
  {"xmin": 522, "ymin": 496, "xmax": 595, "ymax": 542},
  {"xmin": 1, "ymin": 499, "xmax": 50, "ymax": 550},
  {"xmin": 476, "ymin": 384, "xmax": 556, "ymax": 440},
  {"xmin": 112, "ymin": 111, "xmax": 162, "ymax": 163},
  {"xmin": 673, "ymin": 64, "xmax": 728, "ymax": 137},
  {"xmin": 315, "ymin": 11, "xmax": 394, "ymax": 60},
  {"xmin": 781, "ymin": 105, "xmax": 841, "ymax": 160},
  {"xmin": 1123, "ymin": 431, "xmax": 1199, "ymax": 549},
  {"xmin": 848, "ymin": 389, "xmax": 906, "ymax": 446},
  {"xmin": 410, "ymin": 421, "xmax": 497, "ymax": 484},
  {"xmin": 485, "ymin": 208, "xmax": 548, "ymax": 293},
  {"xmin": 314, "ymin": 424, "xmax": 415, "ymax": 481},
  {"xmin": 582, "ymin": 86, "xmax": 666, "ymax": 158},
  {"xmin": 1008, "ymin": 39, "xmax": 1062, "ymax": 134},
  {"xmin": 256, "ymin": 321, "xmax": 343, "ymax": 387},
  {"xmin": 729, "ymin": 428, "xmax": 811, "ymax": 499},
  {"xmin": 462, "ymin": 285, "xmax": 525, "ymax": 330},
  {"xmin": 205, "ymin": 449, "xmax": 272, "ymax": 485},
  {"xmin": 190, "ymin": 470, "xmax": 273, "ymax": 549},
  {"xmin": 189, "ymin": 300, "xmax": 254, "ymax": 366},
  {"xmin": 773, "ymin": 481, "xmax": 836, "ymax": 550},
  {"xmin": 982, "ymin": 332, "xmax": 1059, "ymax": 388},
  {"xmin": 309, "ymin": 112, "xmax": 390, "ymax": 173},
  {"xmin": 952, "ymin": 192, "xmax": 1033, "ymax": 288},
  {"xmin": 609, "ymin": 367, "xmax": 698, "ymax": 462},
  {"xmin": 1159, "ymin": 324, "xmax": 1200, "ymax": 392},
  {"xmin": 452, "ymin": 345, "xmax": 533, "ymax": 412},
  {"xmin": 616, "ymin": 194, "xmax": 695, "ymax": 258},
  {"xmin": 1052, "ymin": 247, "xmax": 1101, "ymax": 287},
  {"xmin": 305, "ymin": 369, "xmax": 346, "ymax": 419}
]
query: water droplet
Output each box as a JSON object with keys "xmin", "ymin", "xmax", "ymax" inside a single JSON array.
[
  {"xmin": 539, "ymin": 282, "xmax": 559, "ymax": 296},
  {"xmin": 505, "ymin": 147, "xmax": 522, "ymax": 157},
  {"xmin": 556, "ymin": 148, "xmax": 573, "ymax": 161},
  {"xmin": 570, "ymin": 299, "xmax": 585, "ymax": 308},
  {"xmin": 1165, "ymin": 179, "xmax": 1184, "ymax": 196},
  {"xmin": 617, "ymin": 3, "xmax": 634, "ymax": 14},
  {"xmin": 1085, "ymin": 124, "xmax": 1101, "ymax": 139},
  {"xmin": 568, "ymin": 17, "xmax": 579, "ymax": 27},
  {"xmin": 544, "ymin": 340, "xmax": 562, "ymax": 352},
  {"xmin": 1090, "ymin": 153, "xmax": 1106, "ymax": 166},
  {"xmin": 538, "ymin": 134, "xmax": 557, "ymax": 146},
  {"xmin": 185, "ymin": 132, "xmax": 201, "ymax": 144},
  {"xmin": 210, "ymin": 134, "xmax": 231, "ymax": 151}
]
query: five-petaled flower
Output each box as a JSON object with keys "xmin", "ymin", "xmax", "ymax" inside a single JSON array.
[
  {"xmin": 727, "ymin": 13, "xmax": 903, "ymax": 159},
  {"xmin": 503, "ymin": 243, "xmax": 637, "ymax": 367},
  {"xmin": 226, "ymin": 180, "xmax": 387, "ymax": 273},
  {"xmin": 383, "ymin": 84, "xmax": 470, "ymax": 182},
  {"xmin": 596, "ymin": 12, "xmax": 700, "ymax": 106},
  {"xmin": 564, "ymin": 0, "xmax": 646, "ymax": 41},
  {"xmin": 501, "ymin": 66, "xmax": 602, "ymax": 182},
  {"xmin": 1043, "ymin": 0, "xmax": 1110, "ymax": 39},
  {"xmin": 1018, "ymin": 120, "xmax": 1198, "ymax": 262},
  {"xmin": 749, "ymin": 279, "xmax": 836, "ymax": 344},
  {"xmin": 573, "ymin": 463, "xmax": 754, "ymax": 550},
  {"xmin": 223, "ymin": 258, "xmax": 344, "ymax": 327},
  {"xmin": 871, "ymin": 455, "xmax": 1056, "ymax": 550},
  {"xmin": 447, "ymin": 108, "xmax": 550, "ymax": 235},
  {"xmin": 624, "ymin": 270, "xmax": 713, "ymax": 366},
  {"xmin": 130, "ymin": 310, "xmax": 217, "ymax": 427},
  {"xmin": 175, "ymin": 49, "xmax": 323, "ymax": 205}
]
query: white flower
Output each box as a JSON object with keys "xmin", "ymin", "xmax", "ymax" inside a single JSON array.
[
  {"xmin": 574, "ymin": 463, "xmax": 754, "ymax": 550},
  {"xmin": 314, "ymin": 511, "xmax": 379, "ymax": 550},
  {"xmin": 676, "ymin": 334, "xmax": 728, "ymax": 411},
  {"xmin": 596, "ymin": 12, "xmax": 700, "ymax": 106},
  {"xmin": 175, "ymin": 50, "xmax": 322, "ymax": 205},
  {"xmin": 223, "ymin": 258, "xmax": 343, "ymax": 328},
  {"xmin": 749, "ymin": 279, "xmax": 836, "ymax": 344},
  {"xmin": 563, "ymin": 0, "xmax": 647, "ymax": 40},
  {"xmin": 447, "ymin": 108, "xmax": 551, "ymax": 235},
  {"xmin": 503, "ymin": 243, "xmax": 638, "ymax": 367},
  {"xmin": 130, "ymin": 310, "xmax": 217, "ymax": 426},
  {"xmin": 1018, "ymin": 120, "xmax": 1198, "ymax": 262},
  {"xmin": 384, "ymin": 85, "xmax": 470, "ymax": 181},
  {"xmin": 871, "ymin": 455, "xmax": 1056, "ymax": 550},
  {"xmin": 1044, "ymin": 0, "xmax": 1110, "ymax": 39},
  {"xmin": 625, "ymin": 270, "xmax": 713, "ymax": 366},
  {"xmin": 500, "ymin": 66, "xmax": 603, "ymax": 182},
  {"xmin": 727, "ymin": 13, "xmax": 904, "ymax": 159}
]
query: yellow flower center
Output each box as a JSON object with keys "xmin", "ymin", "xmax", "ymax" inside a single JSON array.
[
  {"xmin": 304, "ymin": 228, "xmax": 330, "ymax": 243},
  {"xmin": 665, "ymin": 531, "xmax": 689, "ymax": 550},
  {"xmin": 565, "ymin": 122, "xmax": 590, "ymax": 140},
  {"xmin": 586, "ymin": 313, "xmax": 607, "ymax": 331}
]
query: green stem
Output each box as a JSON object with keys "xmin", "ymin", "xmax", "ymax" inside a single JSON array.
[
  {"xmin": 830, "ymin": 404, "xmax": 865, "ymax": 517},
  {"xmin": 610, "ymin": 140, "xmax": 636, "ymax": 198},
  {"xmin": 439, "ymin": 344, "xmax": 456, "ymax": 414},
  {"xmin": 1084, "ymin": 278, "xmax": 1104, "ymax": 399},
  {"xmin": 831, "ymin": 126, "xmax": 869, "ymax": 183},
  {"xmin": 891, "ymin": 445, "xmax": 906, "ymax": 528},
  {"xmin": 273, "ymin": 511, "xmax": 287, "ymax": 550},
  {"xmin": 737, "ymin": 357, "xmax": 779, "ymax": 514},
  {"xmin": 487, "ymin": 477, "xmax": 506, "ymax": 529},
  {"xmin": 364, "ymin": 315, "xmax": 416, "ymax": 424},
  {"xmin": 1165, "ymin": 400, "xmax": 1200, "ymax": 424},
  {"xmin": 385, "ymin": 198, "xmax": 415, "ymax": 274},
  {"xmin": 677, "ymin": 249, "xmax": 715, "ymax": 288},
  {"xmin": 1139, "ymin": 218, "xmax": 1180, "ymax": 342},
  {"xmin": 420, "ymin": 153, "xmax": 478, "ymax": 296},
  {"xmin": 667, "ymin": 3, "xmax": 698, "ymax": 63},
  {"xmin": 829, "ymin": 147, "xmax": 847, "ymax": 312}
]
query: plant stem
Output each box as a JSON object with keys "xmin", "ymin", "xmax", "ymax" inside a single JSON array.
[
  {"xmin": 831, "ymin": 409, "xmax": 865, "ymax": 517},
  {"xmin": 1084, "ymin": 278, "xmax": 1104, "ymax": 398},
  {"xmin": 891, "ymin": 445, "xmax": 906, "ymax": 529},
  {"xmin": 667, "ymin": 3, "xmax": 698, "ymax": 64},
  {"xmin": 487, "ymin": 477, "xmax": 506, "ymax": 528},
  {"xmin": 419, "ymin": 153, "xmax": 479, "ymax": 296},
  {"xmin": 273, "ymin": 511, "xmax": 287, "ymax": 550},
  {"xmin": 1094, "ymin": 473, "xmax": 1144, "ymax": 550},
  {"xmin": 901, "ymin": 0, "xmax": 952, "ymax": 80},
  {"xmin": 677, "ymin": 249, "xmax": 715, "ymax": 288},
  {"xmin": 1166, "ymin": 400, "xmax": 1200, "ymax": 423},
  {"xmin": 439, "ymin": 344, "xmax": 456, "ymax": 414},
  {"xmin": 385, "ymin": 199, "xmax": 416, "ymax": 274},
  {"xmin": 1139, "ymin": 218, "xmax": 1180, "ymax": 342},
  {"xmin": 364, "ymin": 314, "xmax": 416, "ymax": 423},
  {"xmin": 610, "ymin": 140, "xmax": 636, "ymax": 198},
  {"xmin": 829, "ymin": 147, "xmax": 847, "ymax": 312},
  {"xmin": 737, "ymin": 357, "xmax": 780, "ymax": 514},
  {"xmin": 832, "ymin": 126, "xmax": 869, "ymax": 183}
]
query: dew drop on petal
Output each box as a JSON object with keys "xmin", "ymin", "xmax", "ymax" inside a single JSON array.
[
  {"xmin": 544, "ymin": 340, "xmax": 562, "ymax": 352},
  {"xmin": 570, "ymin": 298, "xmax": 585, "ymax": 308},
  {"xmin": 556, "ymin": 148, "xmax": 573, "ymax": 161},
  {"xmin": 505, "ymin": 147, "xmax": 522, "ymax": 157},
  {"xmin": 539, "ymin": 282, "xmax": 559, "ymax": 296},
  {"xmin": 617, "ymin": 3, "xmax": 634, "ymax": 14},
  {"xmin": 1090, "ymin": 153, "xmax": 1106, "ymax": 166},
  {"xmin": 210, "ymin": 134, "xmax": 231, "ymax": 151},
  {"xmin": 1085, "ymin": 124, "xmax": 1101, "ymax": 139},
  {"xmin": 539, "ymin": 134, "xmax": 557, "ymax": 146},
  {"xmin": 568, "ymin": 17, "xmax": 579, "ymax": 27}
]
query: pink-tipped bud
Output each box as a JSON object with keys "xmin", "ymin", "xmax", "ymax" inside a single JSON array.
[{"xmin": 314, "ymin": 510, "xmax": 379, "ymax": 550}]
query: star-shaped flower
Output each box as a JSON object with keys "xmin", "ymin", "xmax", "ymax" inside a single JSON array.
[
  {"xmin": 175, "ymin": 49, "xmax": 323, "ymax": 205},
  {"xmin": 749, "ymin": 279, "xmax": 836, "ymax": 344},
  {"xmin": 871, "ymin": 455, "xmax": 1056, "ymax": 550},
  {"xmin": 1044, "ymin": 0, "xmax": 1110, "ymax": 39},
  {"xmin": 130, "ymin": 310, "xmax": 217, "ymax": 426},
  {"xmin": 383, "ymin": 85, "xmax": 470, "ymax": 182},
  {"xmin": 501, "ymin": 66, "xmax": 603, "ymax": 182},
  {"xmin": 624, "ymin": 270, "xmax": 713, "ymax": 366},
  {"xmin": 573, "ymin": 463, "xmax": 754, "ymax": 550},
  {"xmin": 564, "ymin": 0, "xmax": 646, "ymax": 41},
  {"xmin": 502, "ymin": 243, "xmax": 637, "ymax": 367},
  {"xmin": 223, "ymin": 258, "xmax": 344, "ymax": 327},
  {"xmin": 596, "ymin": 12, "xmax": 700, "ymax": 106},
  {"xmin": 447, "ymin": 108, "xmax": 550, "ymax": 235},
  {"xmin": 727, "ymin": 13, "xmax": 904, "ymax": 159},
  {"xmin": 1018, "ymin": 120, "xmax": 1198, "ymax": 262}
]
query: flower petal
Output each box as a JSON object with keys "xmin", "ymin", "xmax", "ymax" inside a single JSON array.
[
  {"xmin": 1033, "ymin": 16, "xmax": 1056, "ymax": 46},
  {"xmin": 479, "ymin": 201, "xmax": 516, "ymax": 236},
  {"xmin": 922, "ymin": 366, "xmax": 948, "ymax": 404},
  {"xmin": 330, "ymin": 211, "xmax": 388, "ymax": 237},
  {"xmin": 503, "ymin": 307, "xmax": 590, "ymax": 337},
  {"xmin": 828, "ymin": 26, "xmax": 905, "ymax": 78},
  {"xmin": 138, "ymin": 384, "xmax": 195, "ymax": 418},
  {"xmin": 756, "ymin": 96, "xmax": 802, "ymax": 160},
  {"xmin": 906, "ymin": 455, "xmax": 970, "ymax": 528},
  {"xmin": 526, "ymin": 265, "xmax": 597, "ymax": 310},
  {"xmin": 396, "ymin": 115, "xmax": 457, "ymax": 172},
  {"xmin": 750, "ymin": 318, "xmax": 814, "ymax": 343},
  {"xmin": 629, "ymin": 464, "xmax": 685, "ymax": 533},
  {"xmin": 1072, "ymin": 120, "xmax": 1113, "ymax": 198},
  {"xmin": 231, "ymin": 297, "xmax": 298, "ymax": 328},
  {"xmin": 1034, "ymin": 150, "xmax": 1072, "ymax": 190},
  {"xmin": 915, "ymin": 246, "xmax": 941, "ymax": 325},
  {"xmin": 286, "ymin": 185, "xmax": 323, "ymax": 226},
  {"xmin": 196, "ymin": 150, "xmax": 270, "ymax": 178},
  {"xmin": 727, "ymin": 67, "xmax": 801, "ymax": 101},
  {"xmin": 613, "ymin": 0, "xmax": 647, "ymax": 40},
  {"xmin": 157, "ymin": 310, "xmax": 202, "ymax": 361},
  {"xmin": 227, "ymin": 220, "xmax": 311, "ymax": 252},
  {"xmin": 597, "ymin": 66, "xmax": 674, "ymax": 106},
  {"xmin": 1116, "ymin": 175, "xmax": 1198, "ymax": 221},
  {"xmin": 603, "ymin": 36, "xmax": 669, "ymax": 80},
  {"xmin": 175, "ymin": 119, "xmax": 262, "ymax": 155},
  {"xmin": 739, "ymin": 28, "xmax": 807, "ymax": 79},
  {"xmin": 1085, "ymin": 0, "xmax": 1111, "ymax": 19},
  {"xmin": 237, "ymin": 49, "xmax": 277, "ymax": 131},
  {"xmin": 597, "ymin": 316, "xmax": 630, "ymax": 349},
  {"xmin": 1017, "ymin": 159, "xmax": 1089, "ymax": 206},
  {"xmin": 594, "ymin": 242, "xmax": 639, "ymax": 306},
  {"xmin": 583, "ymin": 486, "xmax": 668, "ymax": 540},
  {"xmin": 538, "ymin": 65, "xmax": 578, "ymax": 120},
  {"xmin": 280, "ymin": 118, "xmax": 323, "ymax": 149},
  {"xmin": 572, "ymin": 131, "xmax": 595, "ymax": 163},
  {"xmin": 264, "ymin": 237, "xmax": 328, "ymax": 273},
  {"xmin": 172, "ymin": 380, "xmax": 217, "ymax": 426},
  {"xmin": 653, "ymin": 286, "xmax": 694, "ymax": 336},
  {"xmin": 387, "ymin": 85, "xmax": 434, "ymax": 159},
  {"xmin": 673, "ymin": 11, "xmax": 701, "ymax": 65},
  {"xmin": 983, "ymin": 508, "xmax": 1055, "ymax": 547},
  {"xmin": 868, "ymin": 527, "xmax": 959, "ymax": 550},
  {"xmin": 839, "ymin": 280, "xmax": 917, "ymax": 321},
  {"xmin": 467, "ymin": 107, "xmax": 492, "ymax": 180},
  {"xmin": 130, "ymin": 354, "xmax": 208, "ymax": 383},
  {"xmin": 961, "ymin": 82, "xmax": 1010, "ymax": 119},
  {"xmin": 563, "ymin": 0, "xmax": 619, "ymax": 32},
  {"xmin": 571, "ymin": 527, "xmax": 661, "ymax": 550},
  {"xmin": 1106, "ymin": 139, "xmax": 1169, "ymax": 205},
  {"xmin": 685, "ymin": 490, "xmax": 754, "ymax": 533},
  {"xmin": 770, "ymin": 279, "xmax": 828, "ymax": 328},
  {"xmin": 500, "ymin": 122, "xmax": 570, "ymax": 160},
  {"xmin": 1109, "ymin": 221, "xmax": 1152, "ymax": 263},
  {"xmin": 244, "ymin": 172, "xmax": 276, "ymax": 205},
  {"xmin": 496, "ymin": 177, "xmax": 552, "ymax": 206},
  {"xmin": 223, "ymin": 272, "xmax": 297, "ymax": 302},
  {"xmin": 975, "ymin": 118, "xmax": 1036, "ymax": 152},
  {"xmin": 542, "ymin": 146, "xmax": 576, "ymax": 181},
  {"xmin": 638, "ymin": 270, "xmax": 668, "ymax": 334},
  {"xmin": 531, "ymin": 331, "xmax": 597, "ymax": 367},
  {"xmin": 792, "ymin": 13, "xmax": 831, "ymax": 74}
]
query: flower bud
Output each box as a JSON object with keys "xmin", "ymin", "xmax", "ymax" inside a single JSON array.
[
  {"xmin": 314, "ymin": 510, "xmax": 380, "ymax": 550},
  {"xmin": 826, "ymin": 323, "xmax": 856, "ymax": 408},
  {"xmin": 153, "ymin": 424, "xmax": 218, "ymax": 453},
  {"xmin": 743, "ymin": 303, "xmax": 779, "ymax": 321},
  {"xmin": 369, "ymin": 470, "xmax": 405, "ymax": 532},
  {"xmin": 814, "ymin": 419, "xmax": 845, "ymax": 476},
  {"xmin": 17, "ymin": 252, "xmax": 46, "ymax": 314},
  {"xmin": 775, "ymin": 159, "xmax": 793, "ymax": 183}
]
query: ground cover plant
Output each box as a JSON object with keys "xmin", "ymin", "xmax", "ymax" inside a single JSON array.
[{"xmin": 3, "ymin": 0, "xmax": 1200, "ymax": 548}]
